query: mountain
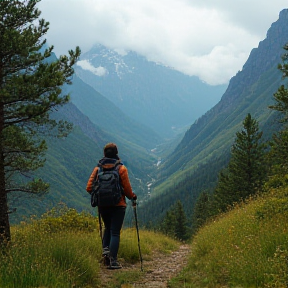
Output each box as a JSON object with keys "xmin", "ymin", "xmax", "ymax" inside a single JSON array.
[
  {"xmin": 166, "ymin": 9, "xmax": 288, "ymax": 174},
  {"xmin": 74, "ymin": 45, "xmax": 227, "ymax": 138},
  {"xmin": 9, "ymin": 78, "xmax": 160, "ymax": 223},
  {"xmin": 64, "ymin": 74, "xmax": 162, "ymax": 150},
  {"xmin": 138, "ymin": 9, "xmax": 288, "ymax": 225},
  {"xmin": 10, "ymin": 10, "xmax": 288, "ymax": 226}
]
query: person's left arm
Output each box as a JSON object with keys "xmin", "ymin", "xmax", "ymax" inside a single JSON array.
[{"xmin": 119, "ymin": 165, "xmax": 136, "ymax": 199}]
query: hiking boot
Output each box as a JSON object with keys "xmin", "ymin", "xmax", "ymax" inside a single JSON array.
[
  {"xmin": 102, "ymin": 247, "xmax": 110, "ymax": 257},
  {"xmin": 108, "ymin": 258, "xmax": 122, "ymax": 269},
  {"xmin": 103, "ymin": 255, "xmax": 110, "ymax": 266}
]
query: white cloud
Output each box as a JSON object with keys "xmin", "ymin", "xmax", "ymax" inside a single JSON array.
[
  {"xmin": 76, "ymin": 60, "xmax": 108, "ymax": 76},
  {"xmin": 37, "ymin": 0, "xmax": 287, "ymax": 85}
]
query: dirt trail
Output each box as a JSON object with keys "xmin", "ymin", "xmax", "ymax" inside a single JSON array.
[{"xmin": 99, "ymin": 244, "xmax": 191, "ymax": 288}]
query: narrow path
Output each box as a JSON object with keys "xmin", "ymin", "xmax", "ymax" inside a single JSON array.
[
  {"xmin": 99, "ymin": 244, "xmax": 191, "ymax": 288},
  {"xmin": 132, "ymin": 244, "xmax": 190, "ymax": 287}
]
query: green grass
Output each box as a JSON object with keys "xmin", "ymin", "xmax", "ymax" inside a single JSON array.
[
  {"xmin": 0, "ymin": 205, "xmax": 180, "ymax": 288},
  {"xmin": 7, "ymin": 185, "xmax": 288, "ymax": 288},
  {"xmin": 169, "ymin": 185, "xmax": 288, "ymax": 288}
]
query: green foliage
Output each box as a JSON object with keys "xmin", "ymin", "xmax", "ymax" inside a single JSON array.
[
  {"xmin": 145, "ymin": 27, "xmax": 286, "ymax": 228},
  {"xmin": 191, "ymin": 191, "xmax": 212, "ymax": 234},
  {"xmin": 170, "ymin": 185, "xmax": 288, "ymax": 288},
  {"xmin": 0, "ymin": 0, "xmax": 80, "ymax": 242},
  {"xmin": 139, "ymin": 153, "xmax": 229, "ymax": 229},
  {"xmin": 269, "ymin": 84, "xmax": 288, "ymax": 122},
  {"xmin": 161, "ymin": 209, "xmax": 177, "ymax": 238},
  {"xmin": 212, "ymin": 113, "xmax": 267, "ymax": 213},
  {"xmin": 160, "ymin": 200, "xmax": 190, "ymax": 241},
  {"xmin": 0, "ymin": 206, "xmax": 181, "ymax": 288},
  {"xmin": 267, "ymin": 128, "xmax": 288, "ymax": 180},
  {"xmin": 0, "ymin": 0, "xmax": 80, "ymax": 193},
  {"xmin": 1, "ymin": 207, "xmax": 101, "ymax": 288},
  {"xmin": 269, "ymin": 43, "xmax": 288, "ymax": 123},
  {"xmin": 36, "ymin": 203, "xmax": 99, "ymax": 233}
]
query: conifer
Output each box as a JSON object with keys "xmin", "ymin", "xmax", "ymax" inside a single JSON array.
[
  {"xmin": 0, "ymin": 0, "xmax": 80, "ymax": 244},
  {"xmin": 213, "ymin": 114, "xmax": 267, "ymax": 212},
  {"xmin": 191, "ymin": 191, "xmax": 211, "ymax": 233}
]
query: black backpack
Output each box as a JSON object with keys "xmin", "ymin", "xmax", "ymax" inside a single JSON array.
[{"xmin": 91, "ymin": 163, "xmax": 123, "ymax": 207}]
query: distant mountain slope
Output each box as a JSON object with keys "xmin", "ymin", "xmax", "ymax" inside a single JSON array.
[
  {"xmin": 65, "ymin": 75, "xmax": 162, "ymax": 150},
  {"xmin": 75, "ymin": 45, "xmax": 227, "ymax": 138},
  {"xmin": 164, "ymin": 9, "xmax": 288, "ymax": 176},
  {"xmin": 9, "ymin": 101, "xmax": 158, "ymax": 223},
  {"xmin": 138, "ymin": 9, "xmax": 288, "ymax": 225}
]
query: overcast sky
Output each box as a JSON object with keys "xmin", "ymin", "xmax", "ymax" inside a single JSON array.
[{"xmin": 37, "ymin": 0, "xmax": 287, "ymax": 86}]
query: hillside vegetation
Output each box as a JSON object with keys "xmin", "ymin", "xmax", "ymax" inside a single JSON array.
[
  {"xmin": 170, "ymin": 184, "xmax": 288, "ymax": 288},
  {"xmin": 3, "ymin": 185, "xmax": 288, "ymax": 288},
  {"xmin": 139, "ymin": 10, "xmax": 288, "ymax": 227},
  {"xmin": 0, "ymin": 205, "xmax": 180, "ymax": 288}
]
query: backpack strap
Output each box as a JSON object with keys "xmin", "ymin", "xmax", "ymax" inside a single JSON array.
[{"xmin": 112, "ymin": 161, "xmax": 124, "ymax": 194}]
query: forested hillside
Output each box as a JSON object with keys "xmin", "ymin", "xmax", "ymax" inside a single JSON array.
[
  {"xmin": 4, "ymin": 1, "xmax": 288, "ymax": 234},
  {"xmin": 9, "ymin": 102, "xmax": 158, "ymax": 223},
  {"xmin": 138, "ymin": 9, "xmax": 288, "ymax": 226}
]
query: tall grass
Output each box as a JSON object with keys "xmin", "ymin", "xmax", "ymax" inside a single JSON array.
[
  {"xmin": 170, "ymin": 186, "xmax": 288, "ymax": 288},
  {"xmin": 0, "ymin": 204, "xmax": 180, "ymax": 288},
  {"xmin": 0, "ymin": 206, "xmax": 101, "ymax": 288}
]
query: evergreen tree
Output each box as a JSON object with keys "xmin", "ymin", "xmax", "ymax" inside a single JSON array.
[
  {"xmin": 160, "ymin": 209, "xmax": 176, "ymax": 237},
  {"xmin": 269, "ymin": 43, "xmax": 288, "ymax": 123},
  {"xmin": 268, "ymin": 130, "xmax": 288, "ymax": 179},
  {"xmin": 174, "ymin": 200, "xmax": 189, "ymax": 241},
  {"xmin": 160, "ymin": 200, "xmax": 189, "ymax": 241},
  {"xmin": 0, "ymin": 0, "xmax": 80, "ymax": 243},
  {"xmin": 213, "ymin": 113, "xmax": 267, "ymax": 212},
  {"xmin": 268, "ymin": 42, "xmax": 288, "ymax": 183},
  {"xmin": 191, "ymin": 191, "xmax": 211, "ymax": 234}
]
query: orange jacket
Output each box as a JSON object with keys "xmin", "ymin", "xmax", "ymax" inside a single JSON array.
[{"xmin": 86, "ymin": 164, "xmax": 135, "ymax": 207}]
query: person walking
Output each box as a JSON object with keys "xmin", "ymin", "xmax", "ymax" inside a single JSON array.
[{"xmin": 86, "ymin": 143, "xmax": 137, "ymax": 269}]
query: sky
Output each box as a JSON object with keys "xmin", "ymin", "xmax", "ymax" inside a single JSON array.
[{"xmin": 37, "ymin": 0, "xmax": 287, "ymax": 86}]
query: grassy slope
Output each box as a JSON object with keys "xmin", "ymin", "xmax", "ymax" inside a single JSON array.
[
  {"xmin": 170, "ymin": 183, "xmax": 288, "ymax": 288},
  {"xmin": 0, "ymin": 206, "xmax": 180, "ymax": 288},
  {"xmin": 5, "ymin": 182, "xmax": 288, "ymax": 288}
]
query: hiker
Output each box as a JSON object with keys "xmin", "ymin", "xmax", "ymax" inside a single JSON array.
[{"xmin": 86, "ymin": 143, "xmax": 137, "ymax": 269}]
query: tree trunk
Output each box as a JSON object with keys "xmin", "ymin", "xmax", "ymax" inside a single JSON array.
[
  {"xmin": 0, "ymin": 168, "xmax": 10, "ymax": 245},
  {"xmin": 0, "ymin": 102, "xmax": 10, "ymax": 245}
]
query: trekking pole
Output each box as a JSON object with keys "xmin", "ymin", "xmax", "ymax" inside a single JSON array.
[
  {"xmin": 132, "ymin": 200, "xmax": 143, "ymax": 271},
  {"xmin": 97, "ymin": 207, "xmax": 103, "ymax": 243}
]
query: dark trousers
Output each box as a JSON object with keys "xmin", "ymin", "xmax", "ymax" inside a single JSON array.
[{"xmin": 98, "ymin": 206, "xmax": 126, "ymax": 259}]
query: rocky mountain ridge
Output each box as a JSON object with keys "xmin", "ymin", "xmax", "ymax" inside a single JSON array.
[
  {"xmin": 137, "ymin": 9, "xmax": 288, "ymax": 225},
  {"xmin": 75, "ymin": 44, "xmax": 227, "ymax": 138}
]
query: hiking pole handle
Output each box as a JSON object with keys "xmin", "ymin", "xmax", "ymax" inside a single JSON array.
[{"xmin": 131, "ymin": 199, "xmax": 137, "ymax": 207}]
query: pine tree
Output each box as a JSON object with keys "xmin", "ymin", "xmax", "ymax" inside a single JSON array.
[
  {"xmin": 267, "ymin": 42, "xmax": 288, "ymax": 184},
  {"xmin": 0, "ymin": 0, "xmax": 80, "ymax": 244},
  {"xmin": 160, "ymin": 209, "xmax": 176, "ymax": 237},
  {"xmin": 191, "ymin": 191, "xmax": 211, "ymax": 233},
  {"xmin": 160, "ymin": 200, "xmax": 189, "ymax": 241},
  {"xmin": 268, "ymin": 130, "xmax": 288, "ymax": 179},
  {"xmin": 174, "ymin": 200, "xmax": 189, "ymax": 241},
  {"xmin": 213, "ymin": 113, "xmax": 267, "ymax": 212},
  {"xmin": 269, "ymin": 43, "xmax": 288, "ymax": 122}
]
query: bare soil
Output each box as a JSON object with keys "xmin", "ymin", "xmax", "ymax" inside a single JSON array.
[{"xmin": 99, "ymin": 244, "xmax": 191, "ymax": 288}]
